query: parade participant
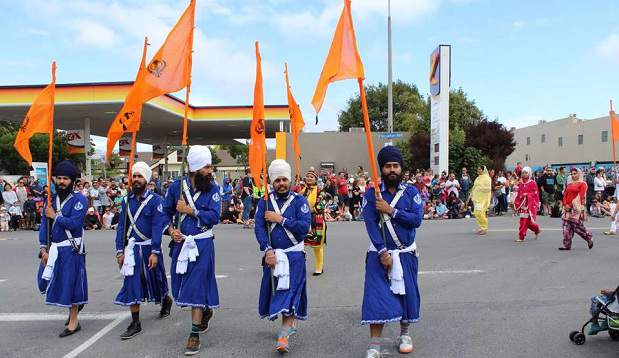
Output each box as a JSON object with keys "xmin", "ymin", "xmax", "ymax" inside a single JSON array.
[
  {"xmin": 162, "ymin": 145, "xmax": 221, "ymax": 356},
  {"xmin": 514, "ymin": 167, "xmax": 541, "ymax": 243},
  {"xmin": 37, "ymin": 160, "xmax": 88, "ymax": 337},
  {"xmin": 114, "ymin": 161, "xmax": 173, "ymax": 340},
  {"xmin": 300, "ymin": 167, "xmax": 327, "ymax": 276},
  {"xmin": 254, "ymin": 159, "xmax": 311, "ymax": 353},
  {"xmin": 470, "ymin": 166, "xmax": 492, "ymax": 235},
  {"xmin": 560, "ymin": 168, "xmax": 593, "ymax": 250},
  {"xmin": 362, "ymin": 146, "xmax": 423, "ymax": 358}
]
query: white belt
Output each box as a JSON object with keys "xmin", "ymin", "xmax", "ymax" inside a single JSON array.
[
  {"xmin": 120, "ymin": 238, "xmax": 152, "ymax": 277},
  {"xmin": 273, "ymin": 241, "xmax": 305, "ymax": 291},
  {"xmin": 176, "ymin": 230, "xmax": 213, "ymax": 275},
  {"xmin": 42, "ymin": 237, "xmax": 83, "ymax": 281},
  {"xmin": 369, "ymin": 241, "xmax": 417, "ymax": 295}
]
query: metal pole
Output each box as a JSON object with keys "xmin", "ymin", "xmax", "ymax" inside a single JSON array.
[
  {"xmin": 387, "ymin": 0, "xmax": 394, "ymax": 134},
  {"xmin": 84, "ymin": 117, "xmax": 92, "ymax": 179}
]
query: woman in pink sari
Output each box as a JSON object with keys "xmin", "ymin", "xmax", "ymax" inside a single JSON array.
[{"xmin": 514, "ymin": 167, "xmax": 541, "ymax": 242}]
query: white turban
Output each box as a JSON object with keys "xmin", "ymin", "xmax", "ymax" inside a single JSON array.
[
  {"xmin": 187, "ymin": 145, "xmax": 212, "ymax": 172},
  {"xmin": 131, "ymin": 161, "xmax": 152, "ymax": 182},
  {"xmin": 268, "ymin": 159, "xmax": 291, "ymax": 182},
  {"xmin": 522, "ymin": 166, "xmax": 532, "ymax": 176}
]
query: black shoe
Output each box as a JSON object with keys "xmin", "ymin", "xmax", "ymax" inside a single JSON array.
[
  {"xmin": 558, "ymin": 247, "xmax": 571, "ymax": 251},
  {"xmin": 185, "ymin": 335, "xmax": 201, "ymax": 356},
  {"xmin": 197, "ymin": 308, "xmax": 214, "ymax": 334},
  {"xmin": 64, "ymin": 304, "xmax": 84, "ymax": 326},
  {"xmin": 120, "ymin": 321, "xmax": 142, "ymax": 340},
  {"xmin": 312, "ymin": 271, "xmax": 324, "ymax": 276},
  {"xmin": 59, "ymin": 323, "xmax": 81, "ymax": 337},
  {"xmin": 159, "ymin": 295, "xmax": 173, "ymax": 319}
]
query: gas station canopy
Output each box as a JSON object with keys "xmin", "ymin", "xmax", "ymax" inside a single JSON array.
[{"xmin": 0, "ymin": 81, "xmax": 290, "ymax": 145}]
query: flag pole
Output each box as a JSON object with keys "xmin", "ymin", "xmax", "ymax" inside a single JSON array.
[{"xmin": 46, "ymin": 61, "xmax": 56, "ymax": 251}]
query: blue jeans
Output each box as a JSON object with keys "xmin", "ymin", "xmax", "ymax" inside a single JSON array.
[{"xmin": 242, "ymin": 196, "xmax": 253, "ymax": 221}]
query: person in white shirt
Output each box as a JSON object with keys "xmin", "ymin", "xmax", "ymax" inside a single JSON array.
[
  {"xmin": 444, "ymin": 173, "xmax": 460, "ymax": 197},
  {"xmin": 101, "ymin": 207, "xmax": 115, "ymax": 230},
  {"xmin": 593, "ymin": 170, "xmax": 606, "ymax": 197}
]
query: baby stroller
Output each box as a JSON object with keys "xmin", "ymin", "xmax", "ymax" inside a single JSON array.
[{"xmin": 569, "ymin": 286, "xmax": 619, "ymax": 345}]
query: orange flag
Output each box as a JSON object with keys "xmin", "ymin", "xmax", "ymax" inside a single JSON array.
[
  {"xmin": 14, "ymin": 61, "xmax": 56, "ymax": 166},
  {"xmin": 611, "ymin": 109, "xmax": 619, "ymax": 142},
  {"xmin": 311, "ymin": 0, "xmax": 364, "ymax": 114},
  {"xmin": 106, "ymin": 38, "xmax": 149, "ymax": 160},
  {"xmin": 249, "ymin": 41, "xmax": 267, "ymax": 190},
  {"xmin": 284, "ymin": 63, "xmax": 305, "ymax": 179},
  {"xmin": 135, "ymin": 0, "xmax": 195, "ymax": 104}
]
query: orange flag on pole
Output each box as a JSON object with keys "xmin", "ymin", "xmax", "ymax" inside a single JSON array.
[
  {"xmin": 311, "ymin": 0, "xmax": 380, "ymax": 188},
  {"xmin": 14, "ymin": 61, "xmax": 56, "ymax": 166},
  {"xmin": 284, "ymin": 63, "xmax": 305, "ymax": 180},
  {"xmin": 106, "ymin": 37, "xmax": 149, "ymax": 161},
  {"xmin": 609, "ymin": 101, "xmax": 619, "ymax": 165},
  {"xmin": 311, "ymin": 0, "xmax": 364, "ymax": 114},
  {"xmin": 249, "ymin": 41, "xmax": 267, "ymax": 190}
]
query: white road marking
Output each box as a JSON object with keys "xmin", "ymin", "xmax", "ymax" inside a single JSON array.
[
  {"xmin": 419, "ymin": 270, "xmax": 485, "ymax": 275},
  {"xmin": 0, "ymin": 312, "xmax": 128, "ymax": 322},
  {"xmin": 488, "ymin": 227, "xmax": 606, "ymax": 232},
  {"xmin": 62, "ymin": 314, "xmax": 129, "ymax": 358},
  {"xmin": 0, "ymin": 279, "xmax": 6, "ymax": 283},
  {"xmin": 215, "ymin": 275, "xmax": 228, "ymax": 279}
]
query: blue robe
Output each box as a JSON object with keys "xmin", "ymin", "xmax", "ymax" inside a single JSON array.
[
  {"xmin": 361, "ymin": 183, "xmax": 423, "ymax": 325},
  {"xmin": 162, "ymin": 177, "xmax": 221, "ymax": 308},
  {"xmin": 114, "ymin": 190, "xmax": 168, "ymax": 306},
  {"xmin": 37, "ymin": 192, "xmax": 89, "ymax": 308},
  {"xmin": 255, "ymin": 191, "xmax": 311, "ymax": 320}
]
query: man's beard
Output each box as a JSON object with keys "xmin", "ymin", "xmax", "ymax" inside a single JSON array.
[
  {"xmin": 56, "ymin": 181, "xmax": 73, "ymax": 200},
  {"xmin": 382, "ymin": 172, "xmax": 402, "ymax": 188},
  {"xmin": 194, "ymin": 172, "xmax": 213, "ymax": 192},
  {"xmin": 132, "ymin": 181, "xmax": 146, "ymax": 195}
]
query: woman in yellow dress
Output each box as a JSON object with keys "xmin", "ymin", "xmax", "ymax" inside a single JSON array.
[
  {"xmin": 470, "ymin": 166, "xmax": 492, "ymax": 235},
  {"xmin": 301, "ymin": 168, "xmax": 327, "ymax": 276}
]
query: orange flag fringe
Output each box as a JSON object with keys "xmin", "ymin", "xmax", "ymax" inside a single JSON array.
[
  {"xmin": 284, "ymin": 63, "xmax": 305, "ymax": 180},
  {"xmin": 14, "ymin": 61, "xmax": 56, "ymax": 165},
  {"xmin": 611, "ymin": 109, "xmax": 619, "ymax": 142},
  {"xmin": 311, "ymin": 0, "xmax": 364, "ymax": 114},
  {"xmin": 136, "ymin": 0, "xmax": 195, "ymax": 104},
  {"xmin": 106, "ymin": 38, "xmax": 148, "ymax": 160},
  {"xmin": 249, "ymin": 41, "xmax": 267, "ymax": 190}
]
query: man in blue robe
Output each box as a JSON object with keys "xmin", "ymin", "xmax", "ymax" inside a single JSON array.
[
  {"xmin": 362, "ymin": 146, "xmax": 423, "ymax": 358},
  {"xmin": 114, "ymin": 161, "xmax": 172, "ymax": 340},
  {"xmin": 162, "ymin": 145, "xmax": 221, "ymax": 356},
  {"xmin": 254, "ymin": 159, "xmax": 311, "ymax": 353},
  {"xmin": 37, "ymin": 160, "xmax": 89, "ymax": 337}
]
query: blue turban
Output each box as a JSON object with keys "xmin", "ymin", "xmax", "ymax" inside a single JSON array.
[
  {"xmin": 377, "ymin": 145, "xmax": 403, "ymax": 169},
  {"xmin": 52, "ymin": 160, "xmax": 79, "ymax": 181}
]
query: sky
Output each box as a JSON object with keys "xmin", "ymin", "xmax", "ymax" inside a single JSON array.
[{"xmin": 2, "ymin": 0, "xmax": 619, "ymax": 153}]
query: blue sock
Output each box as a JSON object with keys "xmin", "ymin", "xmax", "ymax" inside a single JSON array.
[{"xmin": 190, "ymin": 323, "xmax": 200, "ymax": 338}]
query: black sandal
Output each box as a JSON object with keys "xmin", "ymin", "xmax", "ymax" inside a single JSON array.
[{"xmin": 59, "ymin": 323, "xmax": 81, "ymax": 337}]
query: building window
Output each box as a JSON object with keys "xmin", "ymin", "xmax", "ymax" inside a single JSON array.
[
  {"xmin": 525, "ymin": 154, "xmax": 529, "ymax": 161},
  {"xmin": 526, "ymin": 136, "xmax": 531, "ymax": 145},
  {"xmin": 602, "ymin": 131, "xmax": 609, "ymax": 143},
  {"xmin": 578, "ymin": 134, "xmax": 583, "ymax": 145},
  {"xmin": 541, "ymin": 134, "xmax": 545, "ymax": 143},
  {"xmin": 558, "ymin": 137, "xmax": 563, "ymax": 147}
]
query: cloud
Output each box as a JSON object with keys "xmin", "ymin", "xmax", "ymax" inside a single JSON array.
[
  {"xmin": 511, "ymin": 21, "xmax": 525, "ymax": 32},
  {"xmin": 596, "ymin": 33, "xmax": 619, "ymax": 64},
  {"xmin": 71, "ymin": 20, "xmax": 116, "ymax": 49}
]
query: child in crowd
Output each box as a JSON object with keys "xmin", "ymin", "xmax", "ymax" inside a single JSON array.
[
  {"xmin": 0, "ymin": 207, "xmax": 9, "ymax": 232},
  {"xmin": 22, "ymin": 194, "xmax": 37, "ymax": 230}
]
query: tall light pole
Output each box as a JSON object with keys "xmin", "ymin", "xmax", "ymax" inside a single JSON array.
[{"xmin": 387, "ymin": 0, "xmax": 394, "ymax": 134}]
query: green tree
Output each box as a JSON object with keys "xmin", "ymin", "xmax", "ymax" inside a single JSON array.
[
  {"xmin": 220, "ymin": 141, "xmax": 249, "ymax": 167},
  {"xmin": 0, "ymin": 121, "xmax": 83, "ymax": 174},
  {"xmin": 337, "ymin": 81, "xmax": 427, "ymax": 132}
]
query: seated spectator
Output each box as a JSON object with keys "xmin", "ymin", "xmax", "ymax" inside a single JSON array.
[
  {"xmin": 101, "ymin": 207, "xmax": 116, "ymax": 230},
  {"xmin": 435, "ymin": 200, "xmax": 449, "ymax": 219},
  {"xmin": 423, "ymin": 201, "xmax": 435, "ymax": 220},
  {"xmin": 22, "ymin": 194, "xmax": 37, "ymax": 230},
  {"xmin": 110, "ymin": 206, "xmax": 120, "ymax": 229},
  {"xmin": 0, "ymin": 207, "xmax": 9, "ymax": 232},
  {"xmin": 446, "ymin": 192, "xmax": 462, "ymax": 219},
  {"xmin": 8, "ymin": 204, "xmax": 22, "ymax": 231},
  {"xmin": 589, "ymin": 199, "xmax": 604, "ymax": 218},
  {"xmin": 84, "ymin": 207, "xmax": 101, "ymax": 230}
]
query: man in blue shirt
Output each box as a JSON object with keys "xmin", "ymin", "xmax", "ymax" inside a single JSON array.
[
  {"xmin": 362, "ymin": 146, "xmax": 423, "ymax": 358},
  {"xmin": 114, "ymin": 162, "xmax": 172, "ymax": 340}
]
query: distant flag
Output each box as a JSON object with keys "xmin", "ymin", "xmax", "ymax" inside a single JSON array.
[
  {"xmin": 14, "ymin": 61, "xmax": 56, "ymax": 166},
  {"xmin": 249, "ymin": 41, "xmax": 267, "ymax": 191},
  {"xmin": 609, "ymin": 100, "xmax": 619, "ymax": 164},
  {"xmin": 311, "ymin": 0, "xmax": 364, "ymax": 115},
  {"xmin": 106, "ymin": 37, "xmax": 148, "ymax": 161},
  {"xmin": 284, "ymin": 63, "xmax": 305, "ymax": 180}
]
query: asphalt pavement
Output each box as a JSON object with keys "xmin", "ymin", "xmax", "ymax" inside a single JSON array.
[{"xmin": 0, "ymin": 215, "xmax": 618, "ymax": 357}]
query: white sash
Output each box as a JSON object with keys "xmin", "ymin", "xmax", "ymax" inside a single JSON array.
[
  {"xmin": 381, "ymin": 188, "xmax": 406, "ymax": 249},
  {"xmin": 175, "ymin": 230, "xmax": 213, "ymax": 274},
  {"xmin": 52, "ymin": 194, "xmax": 85, "ymax": 254},
  {"xmin": 268, "ymin": 193, "xmax": 298, "ymax": 244},
  {"xmin": 125, "ymin": 194, "xmax": 154, "ymax": 242},
  {"xmin": 273, "ymin": 241, "xmax": 305, "ymax": 291},
  {"xmin": 120, "ymin": 238, "xmax": 152, "ymax": 277},
  {"xmin": 369, "ymin": 241, "xmax": 417, "ymax": 295},
  {"xmin": 42, "ymin": 237, "xmax": 83, "ymax": 281}
]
